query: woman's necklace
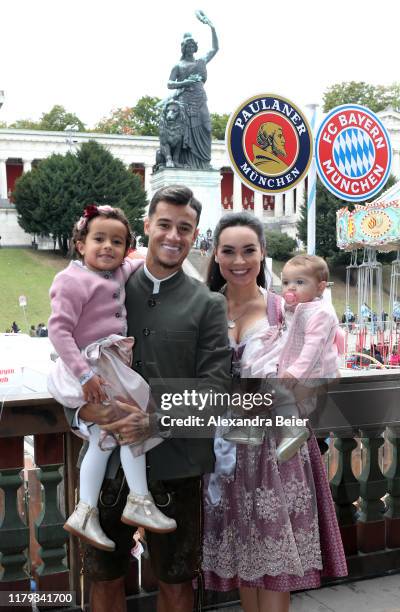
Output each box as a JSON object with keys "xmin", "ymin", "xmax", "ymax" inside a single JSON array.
[
  {"xmin": 227, "ymin": 309, "xmax": 248, "ymax": 329},
  {"xmin": 224, "ymin": 286, "xmax": 263, "ymax": 329}
]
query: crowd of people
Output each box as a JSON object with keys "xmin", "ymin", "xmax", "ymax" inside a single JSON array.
[
  {"xmin": 46, "ymin": 185, "xmax": 347, "ymax": 612},
  {"xmin": 4, "ymin": 322, "xmax": 48, "ymax": 336}
]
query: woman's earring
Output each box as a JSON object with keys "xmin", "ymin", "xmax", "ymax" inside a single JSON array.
[{"xmin": 215, "ymin": 256, "xmax": 219, "ymax": 263}]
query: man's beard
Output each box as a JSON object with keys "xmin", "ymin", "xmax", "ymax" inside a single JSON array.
[
  {"xmin": 154, "ymin": 255, "xmax": 182, "ymax": 270},
  {"xmin": 272, "ymin": 142, "xmax": 286, "ymax": 158}
]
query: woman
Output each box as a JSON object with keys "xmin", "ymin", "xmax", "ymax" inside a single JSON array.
[
  {"xmin": 202, "ymin": 212, "xmax": 347, "ymax": 612},
  {"xmin": 167, "ymin": 11, "xmax": 218, "ymax": 169}
]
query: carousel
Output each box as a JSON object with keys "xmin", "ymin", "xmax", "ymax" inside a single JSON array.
[{"xmin": 337, "ymin": 180, "xmax": 400, "ymax": 371}]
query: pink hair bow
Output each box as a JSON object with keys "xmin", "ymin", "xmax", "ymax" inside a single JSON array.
[{"xmin": 76, "ymin": 204, "xmax": 115, "ymax": 230}]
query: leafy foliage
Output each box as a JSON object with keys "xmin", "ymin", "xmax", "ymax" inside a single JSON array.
[
  {"xmin": 95, "ymin": 98, "xmax": 230, "ymax": 139},
  {"xmin": 323, "ymin": 81, "xmax": 400, "ymax": 113},
  {"xmin": 132, "ymin": 96, "xmax": 161, "ymax": 135},
  {"xmin": 8, "ymin": 104, "xmax": 85, "ymax": 132},
  {"xmin": 297, "ymin": 178, "xmax": 345, "ymax": 260},
  {"xmin": 94, "ymin": 96, "xmax": 161, "ymax": 136},
  {"xmin": 211, "ymin": 113, "xmax": 229, "ymax": 140},
  {"xmin": 75, "ymin": 141, "xmax": 146, "ymax": 235},
  {"xmin": 13, "ymin": 141, "xmax": 146, "ymax": 253},
  {"xmin": 8, "ymin": 118, "xmax": 43, "ymax": 130},
  {"xmin": 265, "ymin": 230, "xmax": 296, "ymax": 260},
  {"xmin": 40, "ymin": 105, "xmax": 85, "ymax": 131},
  {"xmin": 94, "ymin": 107, "xmax": 136, "ymax": 135}
]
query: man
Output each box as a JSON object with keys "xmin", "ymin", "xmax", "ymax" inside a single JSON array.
[
  {"xmin": 72, "ymin": 185, "xmax": 231, "ymax": 612},
  {"xmin": 252, "ymin": 121, "xmax": 289, "ymax": 174}
]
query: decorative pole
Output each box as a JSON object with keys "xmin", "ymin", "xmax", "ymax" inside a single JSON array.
[{"xmin": 306, "ymin": 103, "xmax": 318, "ymax": 255}]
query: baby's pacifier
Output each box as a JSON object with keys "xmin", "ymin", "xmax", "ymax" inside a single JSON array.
[{"xmin": 283, "ymin": 291, "xmax": 297, "ymax": 305}]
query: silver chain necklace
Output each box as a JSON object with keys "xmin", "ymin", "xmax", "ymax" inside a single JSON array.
[
  {"xmin": 221, "ymin": 285, "xmax": 263, "ymax": 329},
  {"xmin": 227, "ymin": 309, "xmax": 248, "ymax": 329}
]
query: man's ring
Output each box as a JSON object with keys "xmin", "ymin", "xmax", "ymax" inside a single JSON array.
[{"xmin": 117, "ymin": 433, "xmax": 124, "ymax": 442}]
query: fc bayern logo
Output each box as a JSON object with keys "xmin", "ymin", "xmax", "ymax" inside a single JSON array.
[
  {"xmin": 226, "ymin": 94, "xmax": 313, "ymax": 194},
  {"xmin": 316, "ymin": 104, "xmax": 392, "ymax": 202}
]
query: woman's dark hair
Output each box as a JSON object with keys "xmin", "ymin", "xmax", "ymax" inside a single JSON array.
[
  {"xmin": 71, "ymin": 204, "xmax": 134, "ymax": 260},
  {"xmin": 206, "ymin": 212, "xmax": 267, "ymax": 292}
]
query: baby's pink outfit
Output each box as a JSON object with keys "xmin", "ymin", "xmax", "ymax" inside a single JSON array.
[{"xmin": 278, "ymin": 298, "xmax": 344, "ymax": 379}]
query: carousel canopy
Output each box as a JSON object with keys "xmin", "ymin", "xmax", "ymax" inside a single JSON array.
[{"xmin": 337, "ymin": 179, "xmax": 400, "ymax": 251}]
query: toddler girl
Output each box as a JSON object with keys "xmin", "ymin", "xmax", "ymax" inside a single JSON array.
[
  {"xmin": 227, "ymin": 254, "xmax": 343, "ymax": 462},
  {"xmin": 48, "ymin": 204, "xmax": 176, "ymax": 552},
  {"xmin": 275, "ymin": 254, "xmax": 344, "ymax": 461}
]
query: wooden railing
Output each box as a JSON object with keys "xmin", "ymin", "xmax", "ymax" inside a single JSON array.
[{"xmin": 1, "ymin": 372, "xmax": 400, "ymax": 610}]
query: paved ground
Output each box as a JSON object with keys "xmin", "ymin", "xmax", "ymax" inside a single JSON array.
[{"xmin": 207, "ymin": 574, "xmax": 400, "ymax": 612}]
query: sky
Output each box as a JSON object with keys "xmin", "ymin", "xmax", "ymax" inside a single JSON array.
[{"xmin": 1, "ymin": 0, "xmax": 399, "ymax": 129}]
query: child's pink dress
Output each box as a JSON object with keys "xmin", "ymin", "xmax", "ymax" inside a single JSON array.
[{"xmin": 47, "ymin": 259, "xmax": 161, "ymax": 455}]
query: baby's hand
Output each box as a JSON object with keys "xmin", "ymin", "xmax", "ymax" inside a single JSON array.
[{"xmin": 82, "ymin": 374, "xmax": 108, "ymax": 404}]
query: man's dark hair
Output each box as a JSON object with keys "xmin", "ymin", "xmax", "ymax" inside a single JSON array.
[{"xmin": 148, "ymin": 184, "xmax": 202, "ymax": 225}]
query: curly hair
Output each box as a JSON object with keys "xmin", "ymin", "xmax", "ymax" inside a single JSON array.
[{"xmin": 71, "ymin": 204, "xmax": 134, "ymax": 260}]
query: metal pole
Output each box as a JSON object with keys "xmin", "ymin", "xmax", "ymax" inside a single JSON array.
[
  {"xmin": 21, "ymin": 305, "xmax": 29, "ymax": 332},
  {"xmin": 306, "ymin": 103, "xmax": 318, "ymax": 255}
]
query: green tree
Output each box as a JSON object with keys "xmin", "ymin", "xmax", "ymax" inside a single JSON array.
[
  {"xmin": 94, "ymin": 96, "xmax": 161, "ymax": 136},
  {"xmin": 211, "ymin": 113, "xmax": 229, "ymax": 140},
  {"xmin": 40, "ymin": 104, "xmax": 85, "ymax": 131},
  {"xmin": 13, "ymin": 153, "xmax": 81, "ymax": 252},
  {"xmin": 323, "ymin": 81, "xmax": 400, "ymax": 113},
  {"xmin": 265, "ymin": 230, "xmax": 296, "ymax": 260},
  {"xmin": 13, "ymin": 141, "xmax": 146, "ymax": 252},
  {"xmin": 8, "ymin": 105, "xmax": 85, "ymax": 132},
  {"xmin": 131, "ymin": 95, "xmax": 161, "ymax": 135},
  {"xmin": 9, "ymin": 118, "xmax": 42, "ymax": 129},
  {"xmin": 297, "ymin": 178, "xmax": 344, "ymax": 260},
  {"xmin": 94, "ymin": 107, "xmax": 136, "ymax": 134},
  {"xmin": 76, "ymin": 140, "xmax": 146, "ymax": 235}
]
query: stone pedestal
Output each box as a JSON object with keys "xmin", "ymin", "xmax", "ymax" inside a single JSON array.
[{"xmin": 150, "ymin": 168, "xmax": 222, "ymax": 235}]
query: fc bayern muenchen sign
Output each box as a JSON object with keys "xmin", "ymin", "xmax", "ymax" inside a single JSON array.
[
  {"xmin": 226, "ymin": 94, "xmax": 313, "ymax": 194},
  {"xmin": 316, "ymin": 104, "xmax": 392, "ymax": 202}
]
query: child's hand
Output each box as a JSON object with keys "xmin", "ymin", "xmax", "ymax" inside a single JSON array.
[
  {"xmin": 82, "ymin": 374, "xmax": 108, "ymax": 404},
  {"xmin": 280, "ymin": 371, "xmax": 298, "ymax": 389}
]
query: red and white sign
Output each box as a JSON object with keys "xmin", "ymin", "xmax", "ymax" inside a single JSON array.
[
  {"xmin": 0, "ymin": 365, "xmax": 23, "ymax": 391},
  {"xmin": 315, "ymin": 104, "xmax": 392, "ymax": 202}
]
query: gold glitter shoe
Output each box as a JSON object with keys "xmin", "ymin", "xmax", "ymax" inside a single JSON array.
[
  {"xmin": 121, "ymin": 492, "xmax": 177, "ymax": 533},
  {"xmin": 276, "ymin": 426, "xmax": 310, "ymax": 462},
  {"xmin": 223, "ymin": 425, "xmax": 265, "ymax": 446},
  {"xmin": 64, "ymin": 501, "xmax": 115, "ymax": 551}
]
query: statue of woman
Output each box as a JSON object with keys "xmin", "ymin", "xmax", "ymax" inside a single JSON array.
[{"xmin": 167, "ymin": 11, "xmax": 219, "ymax": 170}]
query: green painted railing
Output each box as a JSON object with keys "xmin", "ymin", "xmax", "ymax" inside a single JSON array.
[{"xmin": 1, "ymin": 372, "xmax": 400, "ymax": 610}]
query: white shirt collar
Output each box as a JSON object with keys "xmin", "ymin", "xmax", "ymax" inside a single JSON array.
[{"xmin": 143, "ymin": 263, "xmax": 178, "ymax": 295}]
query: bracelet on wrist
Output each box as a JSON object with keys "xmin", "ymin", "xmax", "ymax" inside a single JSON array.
[{"xmin": 79, "ymin": 370, "xmax": 95, "ymax": 386}]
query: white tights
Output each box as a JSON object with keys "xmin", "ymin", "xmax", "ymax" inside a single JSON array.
[{"xmin": 79, "ymin": 424, "xmax": 149, "ymax": 508}]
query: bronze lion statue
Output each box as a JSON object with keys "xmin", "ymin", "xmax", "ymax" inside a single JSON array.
[{"xmin": 155, "ymin": 100, "xmax": 187, "ymax": 170}]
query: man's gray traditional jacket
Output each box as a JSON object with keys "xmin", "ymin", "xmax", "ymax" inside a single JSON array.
[{"xmin": 67, "ymin": 266, "xmax": 231, "ymax": 482}]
